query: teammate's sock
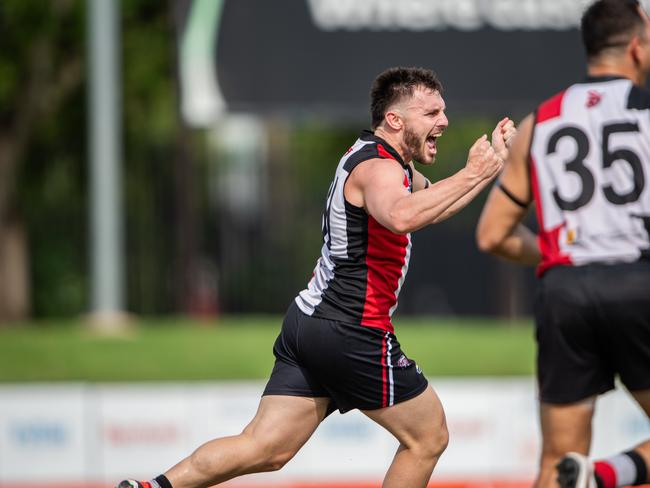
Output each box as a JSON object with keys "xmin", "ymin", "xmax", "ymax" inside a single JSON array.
[
  {"xmin": 151, "ymin": 475, "xmax": 173, "ymax": 488},
  {"xmin": 594, "ymin": 450, "xmax": 648, "ymax": 488}
]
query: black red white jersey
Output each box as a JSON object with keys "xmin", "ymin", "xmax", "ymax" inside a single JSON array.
[
  {"xmin": 530, "ymin": 76, "xmax": 650, "ymax": 275},
  {"xmin": 295, "ymin": 130, "xmax": 413, "ymax": 333}
]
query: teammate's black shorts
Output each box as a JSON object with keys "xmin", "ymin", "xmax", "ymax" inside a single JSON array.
[
  {"xmin": 263, "ymin": 301, "xmax": 429, "ymax": 414},
  {"xmin": 535, "ymin": 260, "xmax": 650, "ymax": 404}
]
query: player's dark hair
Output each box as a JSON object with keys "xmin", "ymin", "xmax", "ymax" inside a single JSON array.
[
  {"xmin": 581, "ymin": 0, "xmax": 645, "ymax": 59},
  {"xmin": 370, "ymin": 67, "xmax": 443, "ymax": 130}
]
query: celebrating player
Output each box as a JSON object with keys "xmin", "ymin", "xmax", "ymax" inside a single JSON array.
[
  {"xmin": 116, "ymin": 66, "xmax": 513, "ymax": 488},
  {"xmin": 476, "ymin": 1, "xmax": 650, "ymax": 487}
]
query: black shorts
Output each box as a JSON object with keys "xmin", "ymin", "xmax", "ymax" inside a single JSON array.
[
  {"xmin": 263, "ymin": 301, "xmax": 428, "ymax": 414},
  {"xmin": 535, "ymin": 261, "xmax": 650, "ymax": 404}
]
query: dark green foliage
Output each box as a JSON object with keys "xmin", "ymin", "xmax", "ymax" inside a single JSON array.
[{"xmin": 1, "ymin": 0, "xmax": 86, "ymax": 316}]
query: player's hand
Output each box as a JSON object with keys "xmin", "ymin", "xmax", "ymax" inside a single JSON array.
[
  {"xmin": 465, "ymin": 134, "xmax": 503, "ymax": 181},
  {"xmin": 491, "ymin": 117, "xmax": 516, "ymax": 161}
]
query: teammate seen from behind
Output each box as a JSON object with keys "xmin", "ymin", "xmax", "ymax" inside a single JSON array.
[
  {"xmin": 476, "ymin": 1, "xmax": 650, "ymax": 487},
  {"xmin": 117, "ymin": 67, "xmax": 514, "ymax": 488}
]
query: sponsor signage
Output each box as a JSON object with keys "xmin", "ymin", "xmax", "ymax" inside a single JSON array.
[
  {"xmin": 97, "ymin": 385, "xmax": 192, "ymax": 479},
  {"xmin": 0, "ymin": 381, "xmax": 647, "ymax": 483},
  {"xmin": 179, "ymin": 0, "xmax": 650, "ymax": 125},
  {"xmin": 0, "ymin": 385, "xmax": 87, "ymax": 481}
]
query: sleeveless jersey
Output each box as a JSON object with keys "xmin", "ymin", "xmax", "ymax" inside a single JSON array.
[
  {"xmin": 295, "ymin": 130, "xmax": 413, "ymax": 333},
  {"xmin": 529, "ymin": 76, "xmax": 650, "ymax": 276}
]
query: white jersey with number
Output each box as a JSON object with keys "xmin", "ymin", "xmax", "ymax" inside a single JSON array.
[{"xmin": 529, "ymin": 76, "xmax": 650, "ymax": 275}]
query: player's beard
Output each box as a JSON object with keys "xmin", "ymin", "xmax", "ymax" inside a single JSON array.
[{"xmin": 404, "ymin": 125, "xmax": 434, "ymax": 165}]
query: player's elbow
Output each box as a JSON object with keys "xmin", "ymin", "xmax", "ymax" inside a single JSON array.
[
  {"xmin": 476, "ymin": 226, "xmax": 504, "ymax": 255},
  {"xmin": 391, "ymin": 221, "xmax": 412, "ymax": 235},
  {"xmin": 388, "ymin": 212, "xmax": 415, "ymax": 235},
  {"xmin": 377, "ymin": 209, "xmax": 413, "ymax": 235}
]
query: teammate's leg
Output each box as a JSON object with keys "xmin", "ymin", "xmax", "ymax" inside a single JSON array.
[
  {"xmin": 588, "ymin": 390, "xmax": 650, "ymax": 488},
  {"xmin": 536, "ymin": 398, "xmax": 596, "ymax": 488},
  {"xmin": 122, "ymin": 395, "xmax": 330, "ymax": 488},
  {"xmin": 578, "ymin": 260, "xmax": 650, "ymax": 488},
  {"xmin": 624, "ymin": 389, "xmax": 650, "ymax": 483},
  {"xmin": 362, "ymin": 386, "xmax": 448, "ymax": 488},
  {"xmin": 556, "ymin": 390, "xmax": 650, "ymax": 488}
]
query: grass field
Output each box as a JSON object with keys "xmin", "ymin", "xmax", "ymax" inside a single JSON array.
[{"xmin": 0, "ymin": 316, "xmax": 536, "ymax": 382}]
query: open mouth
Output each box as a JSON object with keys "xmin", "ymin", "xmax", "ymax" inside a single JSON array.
[{"xmin": 426, "ymin": 134, "xmax": 440, "ymax": 154}]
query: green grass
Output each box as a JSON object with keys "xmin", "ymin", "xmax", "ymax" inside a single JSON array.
[{"xmin": 0, "ymin": 316, "xmax": 536, "ymax": 382}]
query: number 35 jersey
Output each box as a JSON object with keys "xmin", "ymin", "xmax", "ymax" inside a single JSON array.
[{"xmin": 530, "ymin": 75, "xmax": 650, "ymax": 275}]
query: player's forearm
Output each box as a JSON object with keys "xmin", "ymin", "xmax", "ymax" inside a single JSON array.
[
  {"xmin": 388, "ymin": 168, "xmax": 487, "ymax": 233},
  {"xmin": 485, "ymin": 224, "xmax": 540, "ymax": 265},
  {"xmin": 431, "ymin": 175, "xmax": 494, "ymax": 224}
]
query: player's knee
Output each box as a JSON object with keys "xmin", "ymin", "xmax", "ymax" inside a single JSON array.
[
  {"xmin": 414, "ymin": 421, "xmax": 449, "ymax": 462},
  {"xmin": 430, "ymin": 421, "xmax": 450, "ymax": 457},
  {"xmin": 252, "ymin": 435, "xmax": 299, "ymax": 472},
  {"xmin": 188, "ymin": 448, "xmax": 216, "ymax": 477}
]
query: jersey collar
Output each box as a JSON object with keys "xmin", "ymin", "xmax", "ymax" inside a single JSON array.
[
  {"xmin": 581, "ymin": 74, "xmax": 628, "ymax": 83},
  {"xmin": 360, "ymin": 130, "xmax": 408, "ymax": 168}
]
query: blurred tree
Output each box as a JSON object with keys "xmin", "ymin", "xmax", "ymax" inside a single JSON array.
[
  {"xmin": 122, "ymin": 0, "xmax": 204, "ymax": 316},
  {"xmin": 0, "ymin": 0, "xmax": 84, "ymax": 322},
  {"xmin": 0, "ymin": 0, "xmax": 199, "ymax": 321}
]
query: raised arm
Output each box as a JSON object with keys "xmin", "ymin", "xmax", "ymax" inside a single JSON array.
[
  {"xmin": 345, "ymin": 134, "xmax": 502, "ymax": 234},
  {"xmin": 423, "ymin": 117, "xmax": 517, "ymax": 224},
  {"xmin": 476, "ymin": 114, "xmax": 541, "ymax": 265}
]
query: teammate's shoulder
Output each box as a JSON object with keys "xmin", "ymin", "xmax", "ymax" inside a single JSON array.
[
  {"xmin": 571, "ymin": 76, "xmax": 648, "ymax": 111},
  {"xmin": 626, "ymin": 83, "xmax": 650, "ymax": 110},
  {"xmin": 536, "ymin": 89, "xmax": 569, "ymax": 123}
]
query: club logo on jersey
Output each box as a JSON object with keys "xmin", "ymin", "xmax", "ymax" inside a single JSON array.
[
  {"xmin": 396, "ymin": 354, "xmax": 411, "ymax": 368},
  {"xmin": 586, "ymin": 90, "xmax": 603, "ymax": 108}
]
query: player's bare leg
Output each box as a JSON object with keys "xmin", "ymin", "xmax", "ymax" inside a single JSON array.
[
  {"xmin": 536, "ymin": 398, "xmax": 595, "ymax": 488},
  {"xmin": 556, "ymin": 390, "xmax": 650, "ymax": 488},
  {"xmin": 362, "ymin": 386, "xmax": 448, "ymax": 488},
  {"xmin": 164, "ymin": 395, "xmax": 330, "ymax": 488}
]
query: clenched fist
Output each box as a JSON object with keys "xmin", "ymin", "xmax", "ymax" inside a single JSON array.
[
  {"xmin": 492, "ymin": 117, "xmax": 517, "ymax": 162},
  {"xmin": 465, "ymin": 134, "xmax": 503, "ymax": 182}
]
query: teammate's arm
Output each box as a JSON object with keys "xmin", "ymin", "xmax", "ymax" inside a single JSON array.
[
  {"xmin": 476, "ymin": 114, "xmax": 541, "ymax": 265},
  {"xmin": 346, "ymin": 135, "xmax": 502, "ymax": 234}
]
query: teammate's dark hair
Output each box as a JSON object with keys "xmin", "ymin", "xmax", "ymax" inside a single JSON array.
[
  {"xmin": 370, "ymin": 67, "xmax": 442, "ymax": 130},
  {"xmin": 581, "ymin": 0, "xmax": 644, "ymax": 59}
]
